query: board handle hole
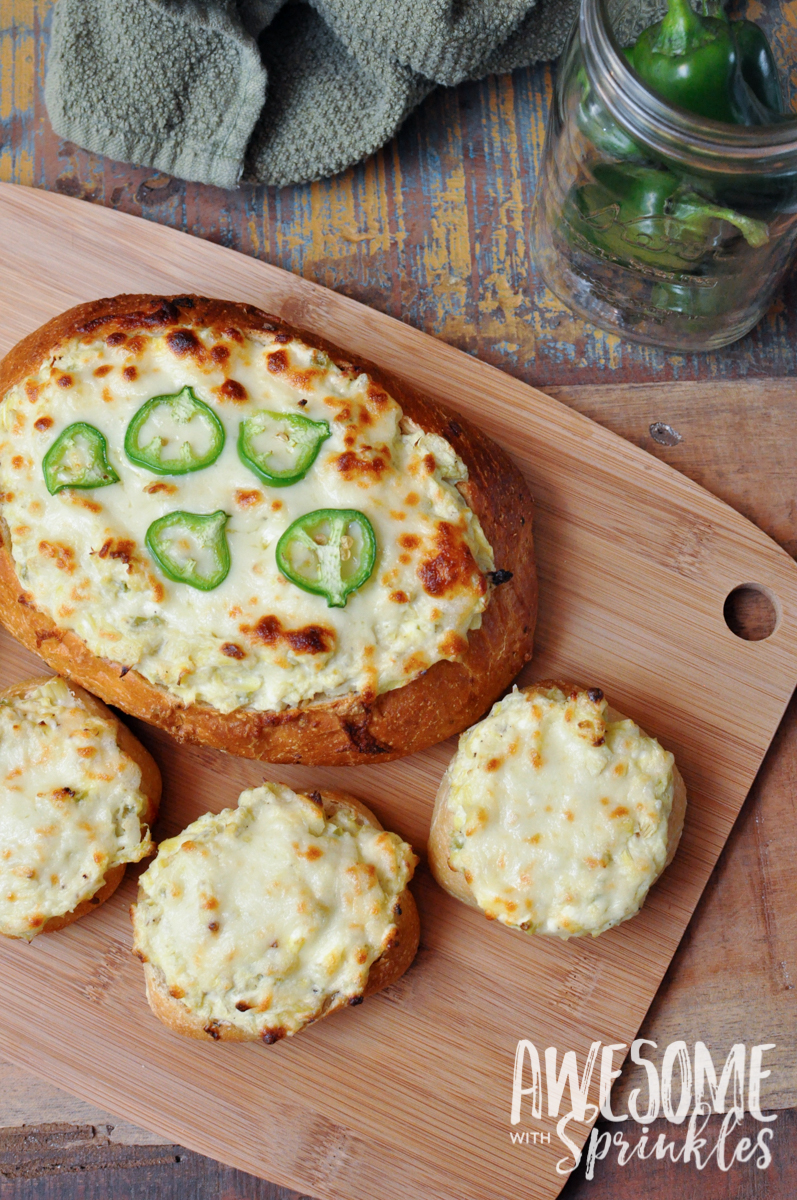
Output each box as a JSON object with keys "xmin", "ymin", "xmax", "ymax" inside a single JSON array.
[{"xmin": 724, "ymin": 584, "xmax": 779, "ymax": 642}]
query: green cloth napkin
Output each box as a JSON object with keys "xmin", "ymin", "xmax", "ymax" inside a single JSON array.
[{"xmin": 45, "ymin": 0, "xmax": 577, "ymax": 190}]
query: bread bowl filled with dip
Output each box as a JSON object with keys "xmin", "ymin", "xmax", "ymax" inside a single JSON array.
[{"xmin": 0, "ymin": 294, "xmax": 536, "ymax": 765}]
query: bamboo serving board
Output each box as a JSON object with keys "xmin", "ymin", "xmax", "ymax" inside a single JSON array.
[{"xmin": 0, "ymin": 183, "xmax": 796, "ymax": 1200}]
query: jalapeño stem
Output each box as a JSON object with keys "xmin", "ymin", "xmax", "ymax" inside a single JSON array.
[
  {"xmin": 42, "ymin": 422, "xmax": 120, "ymax": 495},
  {"xmin": 276, "ymin": 509, "xmax": 376, "ymax": 608},
  {"xmin": 125, "ymin": 386, "xmax": 225, "ymax": 475},
  {"xmin": 145, "ymin": 509, "xmax": 231, "ymax": 591}
]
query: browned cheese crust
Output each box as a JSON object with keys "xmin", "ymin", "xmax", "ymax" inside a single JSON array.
[
  {"xmin": 0, "ymin": 294, "xmax": 536, "ymax": 765},
  {"xmin": 140, "ymin": 788, "xmax": 420, "ymax": 1043},
  {"xmin": 0, "ymin": 675, "xmax": 161, "ymax": 937},
  {"xmin": 428, "ymin": 679, "xmax": 687, "ymax": 917}
]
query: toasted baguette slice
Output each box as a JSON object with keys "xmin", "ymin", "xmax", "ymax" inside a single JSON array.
[
  {"xmin": 0, "ymin": 293, "xmax": 536, "ymax": 765},
  {"xmin": 0, "ymin": 675, "xmax": 160, "ymax": 940},
  {"xmin": 428, "ymin": 680, "xmax": 686, "ymax": 939},
  {"xmin": 132, "ymin": 783, "xmax": 419, "ymax": 1043}
]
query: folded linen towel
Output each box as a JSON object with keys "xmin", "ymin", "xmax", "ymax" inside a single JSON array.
[{"xmin": 45, "ymin": 0, "xmax": 577, "ymax": 190}]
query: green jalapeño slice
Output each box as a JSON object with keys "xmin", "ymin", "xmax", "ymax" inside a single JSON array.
[
  {"xmin": 42, "ymin": 422, "xmax": 120, "ymax": 495},
  {"xmin": 145, "ymin": 510, "xmax": 231, "ymax": 591},
  {"xmin": 238, "ymin": 409, "xmax": 330, "ymax": 487},
  {"xmin": 276, "ymin": 509, "xmax": 376, "ymax": 608},
  {"xmin": 125, "ymin": 386, "xmax": 225, "ymax": 475}
]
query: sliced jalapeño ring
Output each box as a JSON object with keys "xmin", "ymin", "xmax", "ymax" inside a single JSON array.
[
  {"xmin": 42, "ymin": 422, "xmax": 120, "ymax": 495},
  {"xmin": 145, "ymin": 509, "xmax": 231, "ymax": 591},
  {"xmin": 125, "ymin": 386, "xmax": 225, "ymax": 475},
  {"xmin": 276, "ymin": 508, "xmax": 377, "ymax": 608},
  {"xmin": 238, "ymin": 409, "xmax": 330, "ymax": 487}
]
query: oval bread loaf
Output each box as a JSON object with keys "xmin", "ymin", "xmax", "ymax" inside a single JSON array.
[{"xmin": 0, "ymin": 294, "xmax": 536, "ymax": 765}]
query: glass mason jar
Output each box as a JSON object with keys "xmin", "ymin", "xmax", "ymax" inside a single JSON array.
[{"xmin": 534, "ymin": 0, "xmax": 797, "ymax": 350}]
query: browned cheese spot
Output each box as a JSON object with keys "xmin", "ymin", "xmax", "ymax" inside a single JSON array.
[
  {"xmin": 267, "ymin": 349, "xmax": 288, "ymax": 374},
  {"xmin": 166, "ymin": 328, "xmax": 204, "ymax": 359},
  {"xmin": 333, "ymin": 448, "xmax": 389, "ymax": 483},
  {"xmin": 366, "ymin": 383, "xmax": 389, "ymax": 409},
  {"xmin": 57, "ymin": 374, "xmax": 74, "ymax": 388},
  {"xmin": 564, "ymin": 810, "xmax": 575, "ymax": 822},
  {"xmin": 106, "ymin": 332, "xmax": 126, "ymax": 347},
  {"xmin": 123, "ymin": 365, "xmax": 138, "ymax": 382},
  {"xmin": 144, "ymin": 481, "xmax": 178, "ymax": 496},
  {"xmin": 34, "ymin": 416, "xmax": 54, "ymax": 432},
  {"xmin": 96, "ymin": 538, "xmax": 136, "ymax": 568},
  {"xmin": 11, "ymin": 456, "xmax": 24, "ymax": 470},
  {"xmin": 399, "ymin": 533, "xmax": 420, "ymax": 551},
  {"xmin": 210, "ymin": 344, "xmax": 230, "ymax": 364},
  {"xmin": 389, "ymin": 590, "xmax": 409, "ymax": 604},
  {"xmin": 439, "ymin": 631, "xmax": 468, "ymax": 659},
  {"xmin": 219, "ymin": 379, "xmax": 247, "ymax": 403},
  {"xmin": 38, "ymin": 541, "xmax": 75, "ymax": 573},
  {"xmin": 271, "ymin": 499, "xmax": 283, "ymax": 512},
  {"xmin": 485, "ymin": 757, "xmax": 502, "ymax": 773},
  {"xmin": 94, "ymin": 365, "xmax": 113, "ymax": 378},
  {"xmin": 70, "ymin": 494, "xmax": 102, "ymax": 513},
  {"xmin": 25, "ymin": 382, "xmax": 39, "ymax": 404},
  {"xmin": 298, "ymin": 845, "xmax": 323, "ymax": 861},
  {"xmin": 221, "ymin": 642, "xmax": 245, "ymax": 659},
  {"xmin": 77, "ymin": 747, "xmax": 96, "ymax": 759},
  {"xmin": 240, "ymin": 614, "xmax": 335, "ymax": 656},
  {"xmin": 610, "ymin": 806, "xmax": 629, "ymax": 819},
  {"xmin": 102, "ymin": 387, "xmax": 114, "ymax": 404},
  {"xmin": 234, "ymin": 489, "xmax": 262, "ymax": 509},
  {"xmin": 417, "ymin": 521, "xmax": 484, "ymax": 598}
]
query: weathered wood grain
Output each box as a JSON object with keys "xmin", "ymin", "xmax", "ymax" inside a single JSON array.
[{"xmin": 2, "ymin": 1, "xmax": 797, "ymax": 387}]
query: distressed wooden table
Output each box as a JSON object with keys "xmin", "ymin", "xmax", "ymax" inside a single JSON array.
[{"xmin": 1, "ymin": 2, "xmax": 797, "ymax": 1197}]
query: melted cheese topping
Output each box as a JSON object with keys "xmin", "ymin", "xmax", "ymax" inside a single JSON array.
[
  {"xmin": 0, "ymin": 325, "xmax": 493, "ymax": 713},
  {"xmin": 131, "ymin": 783, "xmax": 417, "ymax": 1038},
  {"xmin": 0, "ymin": 677, "xmax": 152, "ymax": 940},
  {"xmin": 445, "ymin": 684, "xmax": 676, "ymax": 937}
]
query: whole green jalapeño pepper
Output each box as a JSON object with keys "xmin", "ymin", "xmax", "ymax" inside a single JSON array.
[
  {"xmin": 565, "ymin": 163, "xmax": 768, "ymax": 272},
  {"xmin": 276, "ymin": 509, "xmax": 376, "ymax": 608},
  {"xmin": 627, "ymin": 0, "xmax": 763, "ymax": 124},
  {"xmin": 238, "ymin": 409, "xmax": 330, "ymax": 487},
  {"xmin": 731, "ymin": 20, "xmax": 784, "ymax": 115},
  {"xmin": 42, "ymin": 422, "xmax": 120, "ymax": 495},
  {"xmin": 146, "ymin": 509, "xmax": 231, "ymax": 591},
  {"xmin": 699, "ymin": 3, "xmax": 784, "ymax": 115},
  {"xmin": 125, "ymin": 386, "xmax": 225, "ymax": 475}
]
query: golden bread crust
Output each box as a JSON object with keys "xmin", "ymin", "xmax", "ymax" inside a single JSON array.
[
  {"xmin": 0, "ymin": 294, "xmax": 536, "ymax": 765},
  {"xmin": 139, "ymin": 787, "xmax": 420, "ymax": 1042},
  {"xmin": 428, "ymin": 679, "xmax": 686, "ymax": 926},
  {"xmin": 0, "ymin": 674, "xmax": 161, "ymax": 937}
]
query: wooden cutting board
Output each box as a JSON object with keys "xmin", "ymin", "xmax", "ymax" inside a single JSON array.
[{"xmin": 0, "ymin": 182, "xmax": 796, "ymax": 1200}]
